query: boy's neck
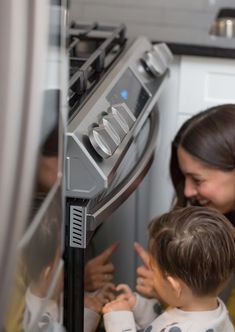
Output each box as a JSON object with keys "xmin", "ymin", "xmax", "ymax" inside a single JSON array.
[{"xmin": 178, "ymin": 295, "xmax": 218, "ymax": 312}]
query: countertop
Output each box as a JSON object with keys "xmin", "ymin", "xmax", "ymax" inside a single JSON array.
[{"xmin": 152, "ymin": 6, "xmax": 235, "ymax": 59}]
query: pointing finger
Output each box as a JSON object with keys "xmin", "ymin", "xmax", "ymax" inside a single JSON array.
[
  {"xmin": 95, "ymin": 242, "xmax": 119, "ymax": 264},
  {"xmin": 134, "ymin": 242, "xmax": 150, "ymax": 267}
]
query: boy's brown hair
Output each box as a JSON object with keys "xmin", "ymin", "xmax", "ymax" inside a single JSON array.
[{"xmin": 148, "ymin": 206, "xmax": 235, "ymax": 296}]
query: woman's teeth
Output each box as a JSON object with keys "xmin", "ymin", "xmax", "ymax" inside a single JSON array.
[{"xmin": 198, "ymin": 199, "xmax": 210, "ymax": 206}]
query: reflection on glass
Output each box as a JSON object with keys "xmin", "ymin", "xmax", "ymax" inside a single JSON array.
[
  {"xmin": 23, "ymin": 196, "xmax": 63, "ymax": 331},
  {"xmin": 3, "ymin": 0, "xmax": 66, "ymax": 330},
  {"xmin": 29, "ymin": 0, "xmax": 63, "ymax": 222},
  {"xmin": 4, "ymin": 192, "xmax": 64, "ymax": 332},
  {"xmin": 4, "ymin": 259, "xmax": 29, "ymax": 332},
  {"xmin": 35, "ymin": 127, "xmax": 59, "ymax": 192},
  {"xmin": 30, "ymin": 90, "xmax": 60, "ymax": 222}
]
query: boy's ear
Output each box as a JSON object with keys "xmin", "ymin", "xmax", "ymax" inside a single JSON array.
[{"xmin": 166, "ymin": 275, "xmax": 182, "ymax": 298}]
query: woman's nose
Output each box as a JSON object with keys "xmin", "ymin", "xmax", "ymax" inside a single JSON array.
[{"xmin": 184, "ymin": 178, "xmax": 197, "ymax": 198}]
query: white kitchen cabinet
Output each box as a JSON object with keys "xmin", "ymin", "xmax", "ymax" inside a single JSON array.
[{"xmin": 179, "ymin": 55, "xmax": 235, "ymax": 116}]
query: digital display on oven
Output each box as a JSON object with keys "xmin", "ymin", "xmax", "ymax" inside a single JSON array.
[{"xmin": 106, "ymin": 68, "xmax": 150, "ymax": 117}]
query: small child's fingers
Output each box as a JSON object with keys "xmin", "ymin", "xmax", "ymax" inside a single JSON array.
[
  {"xmin": 137, "ymin": 264, "xmax": 152, "ymax": 277},
  {"xmin": 134, "ymin": 242, "xmax": 150, "ymax": 267},
  {"xmin": 95, "ymin": 284, "xmax": 115, "ymax": 303},
  {"xmin": 102, "ymin": 299, "xmax": 120, "ymax": 313},
  {"xmin": 96, "ymin": 242, "xmax": 119, "ymax": 264},
  {"xmin": 84, "ymin": 295, "xmax": 103, "ymax": 313},
  {"xmin": 99, "ymin": 290, "xmax": 116, "ymax": 302},
  {"xmin": 136, "ymin": 284, "xmax": 157, "ymax": 299},
  {"xmin": 115, "ymin": 293, "xmax": 130, "ymax": 301},
  {"xmin": 106, "ymin": 292, "xmax": 116, "ymax": 302},
  {"xmin": 100, "ymin": 262, "xmax": 115, "ymax": 275},
  {"xmin": 102, "ymin": 282, "xmax": 116, "ymax": 291},
  {"xmin": 102, "ymin": 302, "xmax": 113, "ymax": 314},
  {"xmin": 116, "ymin": 283, "xmax": 132, "ymax": 294},
  {"xmin": 103, "ymin": 299, "xmax": 131, "ymax": 314}
]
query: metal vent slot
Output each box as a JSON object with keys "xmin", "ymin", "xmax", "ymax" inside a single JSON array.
[{"xmin": 70, "ymin": 205, "xmax": 87, "ymax": 248}]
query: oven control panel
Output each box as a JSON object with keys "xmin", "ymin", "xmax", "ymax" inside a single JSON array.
[
  {"xmin": 66, "ymin": 36, "xmax": 173, "ymax": 198},
  {"xmin": 89, "ymin": 103, "xmax": 136, "ymax": 158}
]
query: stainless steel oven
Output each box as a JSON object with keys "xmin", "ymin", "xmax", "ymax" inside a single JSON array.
[{"xmin": 64, "ymin": 22, "xmax": 173, "ymax": 332}]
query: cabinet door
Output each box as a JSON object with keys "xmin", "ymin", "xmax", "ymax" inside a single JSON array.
[
  {"xmin": 177, "ymin": 114, "xmax": 191, "ymax": 131},
  {"xmin": 179, "ymin": 55, "xmax": 235, "ymax": 115}
]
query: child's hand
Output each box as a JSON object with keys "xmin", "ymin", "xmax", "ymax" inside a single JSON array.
[
  {"xmin": 102, "ymin": 283, "xmax": 137, "ymax": 314},
  {"xmin": 85, "ymin": 294, "xmax": 103, "ymax": 314},
  {"xmin": 96, "ymin": 282, "xmax": 116, "ymax": 303},
  {"xmin": 85, "ymin": 283, "xmax": 116, "ymax": 314},
  {"xmin": 102, "ymin": 298, "xmax": 131, "ymax": 314},
  {"xmin": 134, "ymin": 242, "xmax": 158, "ymax": 299},
  {"xmin": 84, "ymin": 242, "xmax": 119, "ymax": 291},
  {"xmin": 115, "ymin": 284, "xmax": 136, "ymax": 309}
]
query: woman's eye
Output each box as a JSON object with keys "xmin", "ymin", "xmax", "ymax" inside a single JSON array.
[{"xmin": 193, "ymin": 178, "xmax": 202, "ymax": 185}]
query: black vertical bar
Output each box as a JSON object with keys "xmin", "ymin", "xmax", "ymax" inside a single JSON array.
[
  {"xmin": 74, "ymin": 247, "xmax": 84, "ymax": 332},
  {"xmin": 64, "ymin": 200, "xmax": 85, "ymax": 332}
]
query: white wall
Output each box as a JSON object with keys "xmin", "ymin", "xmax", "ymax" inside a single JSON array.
[{"xmin": 69, "ymin": 0, "xmax": 235, "ymax": 40}]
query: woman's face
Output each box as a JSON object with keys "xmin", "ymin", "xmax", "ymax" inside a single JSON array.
[{"xmin": 177, "ymin": 146, "xmax": 235, "ymax": 214}]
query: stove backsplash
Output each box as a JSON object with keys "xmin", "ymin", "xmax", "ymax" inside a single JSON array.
[{"xmin": 69, "ymin": 0, "xmax": 235, "ymax": 41}]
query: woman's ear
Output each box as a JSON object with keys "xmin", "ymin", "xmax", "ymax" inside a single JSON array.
[{"xmin": 166, "ymin": 275, "xmax": 182, "ymax": 298}]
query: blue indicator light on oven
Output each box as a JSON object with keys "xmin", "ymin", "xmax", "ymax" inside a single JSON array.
[{"xmin": 120, "ymin": 89, "xmax": 128, "ymax": 100}]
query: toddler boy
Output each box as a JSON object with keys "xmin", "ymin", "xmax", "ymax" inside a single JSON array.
[{"xmin": 103, "ymin": 206, "xmax": 235, "ymax": 332}]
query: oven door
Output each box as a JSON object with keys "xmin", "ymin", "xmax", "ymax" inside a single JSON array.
[
  {"xmin": 64, "ymin": 106, "xmax": 160, "ymax": 332},
  {"xmin": 71, "ymin": 106, "xmax": 159, "ymax": 238}
]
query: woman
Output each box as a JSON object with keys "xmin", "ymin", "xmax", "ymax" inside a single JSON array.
[
  {"xmin": 135, "ymin": 104, "xmax": 235, "ymax": 321},
  {"xmin": 170, "ymin": 103, "xmax": 235, "ymax": 220}
]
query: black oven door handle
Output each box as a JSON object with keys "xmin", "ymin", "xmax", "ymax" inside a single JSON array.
[{"xmin": 87, "ymin": 109, "xmax": 160, "ymax": 230}]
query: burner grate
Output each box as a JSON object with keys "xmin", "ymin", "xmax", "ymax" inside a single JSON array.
[{"xmin": 68, "ymin": 22, "xmax": 127, "ymax": 117}]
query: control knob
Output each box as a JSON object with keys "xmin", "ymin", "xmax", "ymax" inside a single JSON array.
[
  {"xmin": 89, "ymin": 103, "xmax": 136, "ymax": 159},
  {"xmin": 89, "ymin": 122, "xmax": 119, "ymax": 159},
  {"xmin": 102, "ymin": 114, "xmax": 126, "ymax": 142},
  {"xmin": 109, "ymin": 103, "xmax": 136, "ymax": 130},
  {"xmin": 142, "ymin": 43, "xmax": 173, "ymax": 77}
]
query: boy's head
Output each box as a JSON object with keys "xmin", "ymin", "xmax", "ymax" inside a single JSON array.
[{"xmin": 148, "ymin": 206, "xmax": 235, "ymax": 305}]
